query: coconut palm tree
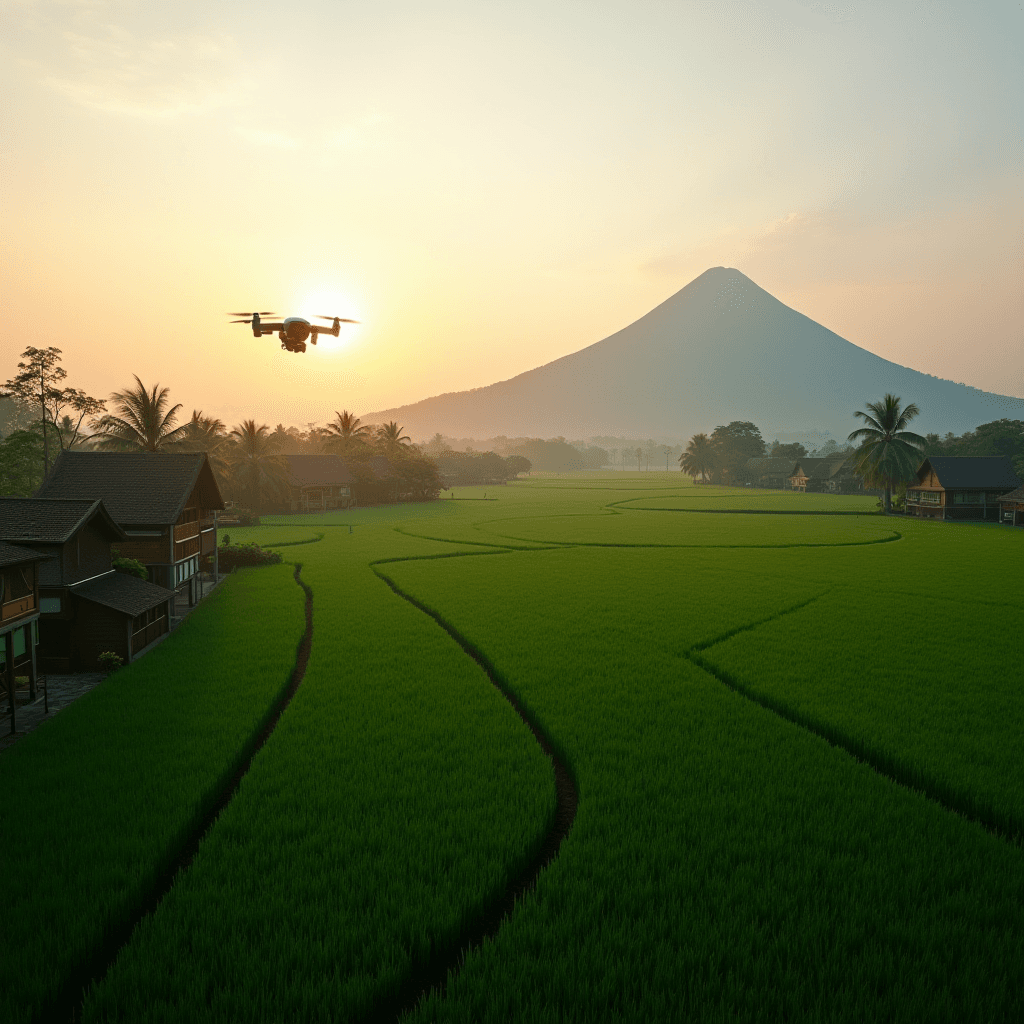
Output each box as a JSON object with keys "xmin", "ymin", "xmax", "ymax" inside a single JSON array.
[
  {"xmin": 848, "ymin": 394, "xmax": 927, "ymax": 510},
  {"xmin": 678, "ymin": 433, "xmax": 716, "ymax": 483},
  {"xmin": 90, "ymin": 376, "xmax": 189, "ymax": 451},
  {"xmin": 324, "ymin": 410, "xmax": 372, "ymax": 456},
  {"xmin": 175, "ymin": 410, "xmax": 229, "ymax": 483},
  {"xmin": 226, "ymin": 420, "xmax": 291, "ymax": 511},
  {"xmin": 376, "ymin": 421, "xmax": 412, "ymax": 458}
]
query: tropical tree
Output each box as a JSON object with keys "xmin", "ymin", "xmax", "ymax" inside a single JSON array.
[
  {"xmin": 226, "ymin": 420, "xmax": 291, "ymax": 511},
  {"xmin": 325, "ymin": 410, "xmax": 371, "ymax": 456},
  {"xmin": 678, "ymin": 433, "xmax": 717, "ymax": 483},
  {"xmin": 175, "ymin": 410, "xmax": 229, "ymax": 482},
  {"xmin": 375, "ymin": 421, "xmax": 412, "ymax": 458},
  {"xmin": 2, "ymin": 346, "xmax": 105, "ymax": 472},
  {"xmin": 90, "ymin": 376, "xmax": 188, "ymax": 452},
  {"xmin": 848, "ymin": 393, "xmax": 927, "ymax": 510}
]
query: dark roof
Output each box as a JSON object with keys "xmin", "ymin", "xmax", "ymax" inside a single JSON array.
[
  {"xmin": 997, "ymin": 485, "xmax": 1024, "ymax": 502},
  {"xmin": 918, "ymin": 456, "xmax": 1021, "ymax": 490},
  {"xmin": 71, "ymin": 571, "xmax": 175, "ymax": 617},
  {"xmin": 35, "ymin": 452, "xmax": 225, "ymax": 525},
  {"xmin": 0, "ymin": 540, "xmax": 51, "ymax": 570},
  {"xmin": 0, "ymin": 497, "xmax": 126, "ymax": 543},
  {"xmin": 285, "ymin": 454, "xmax": 355, "ymax": 487},
  {"xmin": 791, "ymin": 457, "xmax": 847, "ymax": 481},
  {"xmin": 747, "ymin": 457, "xmax": 799, "ymax": 476}
]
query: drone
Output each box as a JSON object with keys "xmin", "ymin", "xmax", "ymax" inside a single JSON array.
[{"xmin": 227, "ymin": 311, "xmax": 359, "ymax": 353}]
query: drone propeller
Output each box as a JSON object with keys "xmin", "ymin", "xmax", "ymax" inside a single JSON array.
[
  {"xmin": 314, "ymin": 314, "xmax": 360, "ymax": 323},
  {"xmin": 227, "ymin": 311, "xmax": 276, "ymax": 317}
]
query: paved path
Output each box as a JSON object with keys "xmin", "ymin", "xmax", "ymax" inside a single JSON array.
[{"xmin": 0, "ymin": 673, "xmax": 105, "ymax": 753}]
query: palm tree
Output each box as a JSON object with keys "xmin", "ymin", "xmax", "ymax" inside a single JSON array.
[
  {"xmin": 91, "ymin": 375, "xmax": 188, "ymax": 451},
  {"xmin": 678, "ymin": 433, "xmax": 716, "ymax": 483},
  {"xmin": 848, "ymin": 394, "xmax": 927, "ymax": 510},
  {"xmin": 376, "ymin": 421, "xmax": 412, "ymax": 458},
  {"xmin": 175, "ymin": 410, "xmax": 229, "ymax": 483},
  {"xmin": 324, "ymin": 410, "xmax": 372, "ymax": 456},
  {"xmin": 226, "ymin": 420, "xmax": 291, "ymax": 511}
]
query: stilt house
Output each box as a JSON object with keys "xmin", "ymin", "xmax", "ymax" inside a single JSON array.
[{"xmin": 905, "ymin": 456, "xmax": 1020, "ymax": 521}]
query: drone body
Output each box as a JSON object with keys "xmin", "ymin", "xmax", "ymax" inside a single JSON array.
[{"xmin": 227, "ymin": 311, "xmax": 359, "ymax": 353}]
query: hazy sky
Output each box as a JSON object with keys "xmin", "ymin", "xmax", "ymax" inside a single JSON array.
[{"xmin": 2, "ymin": 0, "xmax": 1021, "ymax": 432}]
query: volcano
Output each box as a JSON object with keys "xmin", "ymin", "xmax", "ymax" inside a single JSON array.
[{"xmin": 363, "ymin": 268, "xmax": 1024, "ymax": 442}]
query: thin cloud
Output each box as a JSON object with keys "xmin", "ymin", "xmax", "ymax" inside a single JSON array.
[{"xmin": 235, "ymin": 127, "xmax": 300, "ymax": 150}]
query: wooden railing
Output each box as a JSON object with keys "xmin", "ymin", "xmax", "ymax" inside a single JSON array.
[
  {"xmin": 174, "ymin": 521, "xmax": 200, "ymax": 542},
  {"xmin": 1, "ymin": 595, "xmax": 36, "ymax": 623}
]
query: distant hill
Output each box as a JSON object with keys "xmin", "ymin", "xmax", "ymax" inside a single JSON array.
[{"xmin": 363, "ymin": 268, "xmax": 1024, "ymax": 443}]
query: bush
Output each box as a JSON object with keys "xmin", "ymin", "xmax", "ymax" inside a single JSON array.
[
  {"xmin": 97, "ymin": 651, "xmax": 124, "ymax": 675},
  {"xmin": 112, "ymin": 557, "xmax": 148, "ymax": 581},
  {"xmin": 221, "ymin": 533, "xmax": 231, "ymax": 547},
  {"xmin": 210, "ymin": 542, "xmax": 282, "ymax": 573}
]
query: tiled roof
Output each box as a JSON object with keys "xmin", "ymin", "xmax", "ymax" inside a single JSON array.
[
  {"xmin": 285, "ymin": 454, "xmax": 355, "ymax": 487},
  {"xmin": 0, "ymin": 497, "xmax": 125, "ymax": 543},
  {"xmin": 71, "ymin": 571, "xmax": 175, "ymax": 617},
  {"xmin": 747, "ymin": 457, "xmax": 799, "ymax": 475},
  {"xmin": 35, "ymin": 452, "xmax": 224, "ymax": 525},
  {"xmin": 919, "ymin": 456, "xmax": 1021, "ymax": 490},
  {"xmin": 0, "ymin": 540, "xmax": 51, "ymax": 570},
  {"xmin": 791, "ymin": 458, "xmax": 846, "ymax": 480},
  {"xmin": 997, "ymin": 485, "xmax": 1024, "ymax": 502}
]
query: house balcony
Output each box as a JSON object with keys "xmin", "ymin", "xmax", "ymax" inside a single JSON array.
[{"xmin": 1, "ymin": 594, "xmax": 36, "ymax": 625}]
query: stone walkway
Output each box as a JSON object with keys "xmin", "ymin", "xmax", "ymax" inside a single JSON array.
[{"xmin": 0, "ymin": 673, "xmax": 105, "ymax": 753}]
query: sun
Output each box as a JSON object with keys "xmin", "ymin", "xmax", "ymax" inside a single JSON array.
[{"xmin": 295, "ymin": 290, "xmax": 362, "ymax": 351}]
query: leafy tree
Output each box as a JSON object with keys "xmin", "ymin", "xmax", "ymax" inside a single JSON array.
[
  {"xmin": 848, "ymin": 394, "xmax": 927, "ymax": 511},
  {"xmin": 226, "ymin": 420, "xmax": 291, "ymax": 511},
  {"xmin": 768, "ymin": 441, "xmax": 808, "ymax": 460},
  {"xmin": 923, "ymin": 419, "xmax": 1024, "ymax": 479},
  {"xmin": 91, "ymin": 376, "xmax": 188, "ymax": 451},
  {"xmin": 2, "ymin": 347, "xmax": 105, "ymax": 472},
  {"xmin": 581, "ymin": 446, "xmax": 609, "ymax": 470},
  {"xmin": 375, "ymin": 421, "xmax": 412, "ymax": 457},
  {"xmin": 174, "ymin": 410, "xmax": 229, "ymax": 486},
  {"xmin": 678, "ymin": 433, "xmax": 716, "ymax": 483},
  {"xmin": 710, "ymin": 421, "xmax": 765, "ymax": 484},
  {"xmin": 325, "ymin": 410, "xmax": 372, "ymax": 457},
  {"xmin": 505, "ymin": 455, "xmax": 531, "ymax": 477},
  {"xmin": 0, "ymin": 429, "xmax": 46, "ymax": 496}
]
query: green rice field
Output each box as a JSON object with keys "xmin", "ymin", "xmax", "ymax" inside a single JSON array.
[{"xmin": 3, "ymin": 474, "xmax": 1021, "ymax": 1022}]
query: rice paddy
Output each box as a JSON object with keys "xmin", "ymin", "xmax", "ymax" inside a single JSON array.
[{"xmin": 5, "ymin": 474, "xmax": 1021, "ymax": 1022}]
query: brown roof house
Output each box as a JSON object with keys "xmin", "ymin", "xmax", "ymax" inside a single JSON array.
[
  {"xmin": 906, "ymin": 456, "xmax": 1021, "ymax": 521},
  {"xmin": 788, "ymin": 457, "xmax": 849, "ymax": 493},
  {"xmin": 745, "ymin": 457, "xmax": 798, "ymax": 489},
  {"xmin": 284, "ymin": 454, "xmax": 355, "ymax": 513},
  {"xmin": 1, "ymin": 539, "xmax": 48, "ymax": 730},
  {"xmin": 997, "ymin": 483, "xmax": 1024, "ymax": 527},
  {"xmin": 35, "ymin": 451, "xmax": 224, "ymax": 600},
  {"xmin": 0, "ymin": 497, "xmax": 176, "ymax": 673}
]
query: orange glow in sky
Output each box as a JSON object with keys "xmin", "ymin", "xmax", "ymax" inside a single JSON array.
[{"xmin": 1, "ymin": 1, "xmax": 1021, "ymax": 433}]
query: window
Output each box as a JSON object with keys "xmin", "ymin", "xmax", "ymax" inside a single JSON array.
[
  {"xmin": 953, "ymin": 492, "xmax": 983, "ymax": 505},
  {"xmin": 13, "ymin": 626, "xmax": 26, "ymax": 658},
  {"xmin": 910, "ymin": 491, "xmax": 941, "ymax": 505},
  {"xmin": 40, "ymin": 597, "xmax": 61, "ymax": 614}
]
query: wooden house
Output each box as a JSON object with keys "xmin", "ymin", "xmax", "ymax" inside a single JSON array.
[
  {"xmin": 0, "ymin": 497, "xmax": 176, "ymax": 672},
  {"xmin": 285, "ymin": 454, "xmax": 355, "ymax": 513},
  {"xmin": 905, "ymin": 456, "xmax": 1021, "ymax": 521},
  {"xmin": 789, "ymin": 457, "xmax": 848, "ymax": 493},
  {"xmin": 745, "ymin": 458, "xmax": 798, "ymax": 489},
  {"xmin": 35, "ymin": 452, "xmax": 224, "ymax": 602},
  {"xmin": 1, "ymin": 540, "xmax": 46, "ymax": 729},
  {"xmin": 824, "ymin": 455, "xmax": 869, "ymax": 495},
  {"xmin": 997, "ymin": 484, "xmax": 1024, "ymax": 527}
]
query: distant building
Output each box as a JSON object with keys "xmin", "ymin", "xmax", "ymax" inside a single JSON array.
[
  {"xmin": 789, "ymin": 457, "xmax": 849, "ymax": 493},
  {"xmin": 746, "ymin": 457, "xmax": 798, "ymax": 489},
  {"xmin": 34, "ymin": 451, "xmax": 224, "ymax": 601},
  {"xmin": 0, "ymin": 497, "xmax": 175, "ymax": 672},
  {"xmin": 284, "ymin": 454, "xmax": 355, "ymax": 513},
  {"xmin": 905, "ymin": 457, "xmax": 1020, "ymax": 521},
  {"xmin": 997, "ymin": 484, "xmax": 1024, "ymax": 527}
]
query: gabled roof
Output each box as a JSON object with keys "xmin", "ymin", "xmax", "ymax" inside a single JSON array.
[
  {"xmin": 747, "ymin": 457, "xmax": 799, "ymax": 476},
  {"xmin": 997, "ymin": 484, "xmax": 1024, "ymax": 503},
  {"xmin": 285, "ymin": 453, "xmax": 355, "ymax": 487},
  {"xmin": 916, "ymin": 456, "xmax": 1021, "ymax": 490},
  {"xmin": 791, "ymin": 457, "xmax": 847, "ymax": 481},
  {"xmin": 0, "ymin": 540, "xmax": 51, "ymax": 570},
  {"xmin": 71, "ymin": 571, "xmax": 175, "ymax": 617},
  {"xmin": 0, "ymin": 497, "xmax": 126, "ymax": 544},
  {"xmin": 35, "ymin": 452, "xmax": 225, "ymax": 525}
]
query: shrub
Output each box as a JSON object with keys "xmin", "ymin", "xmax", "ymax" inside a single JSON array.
[
  {"xmin": 97, "ymin": 652, "xmax": 124, "ymax": 675},
  {"xmin": 214, "ymin": 543, "xmax": 282, "ymax": 572},
  {"xmin": 112, "ymin": 557, "xmax": 148, "ymax": 581}
]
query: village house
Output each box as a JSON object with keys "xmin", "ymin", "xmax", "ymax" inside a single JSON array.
[
  {"xmin": 745, "ymin": 457, "xmax": 798, "ymax": 489},
  {"xmin": 0, "ymin": 497, "xmax": 176, "ymax": 672},
  {"xmin": 997, "ymin": 484, "xmax": 1024, "ymax": 527},
  {"xmin": 1, "ymin": 540, "xmax": 46, "ymax": 728},
  {"xmin": 34, "ymin": 452, "xmax": 224, "ymax": 603},
  {"xmin": 905, "ymin": 456, "xmax": 1021, "ymax": 521},
  {"xmin": 285, "ymin": 453, "xmax": 355, "ymax": 513},
  {"xmin": 788, "ymin": 457, "xmax": 849, "ymax": 493}
]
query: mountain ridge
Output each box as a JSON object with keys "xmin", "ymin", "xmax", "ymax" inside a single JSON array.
[{"xmin": 362, "ymin": 268, "xmax": 1023, "ymax": 442}]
